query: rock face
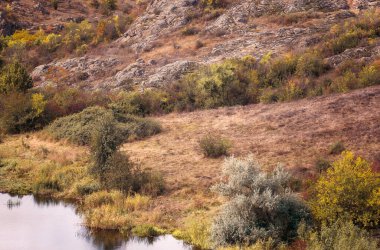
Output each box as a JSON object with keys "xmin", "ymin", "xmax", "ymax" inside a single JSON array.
[
  {"xmin": 205, "ymin": 0, "xmax": 349, "ymax": 34},
  {"xmin": 30, "ymin": 0, "xmax": 380, "ymax": 90},
  {"xmin": 113, "ymin": 61, "xmax": 147, "ymax": 87},
  {"xmin": 143, "ymin": 60, "xmax": 200, "ymax": 87},
  {"xmin": 325, "ymin": 45, "xmax": 380, "ymax": 67},
  {"xmin": 119, "ymin": 0, "xmax": 197, "ymax": 53},
  {"xmin": 351, "ymin": 0, "xmax": 380, "ymax": 10},
  {"xmin": 32, "ymin": 56, "xmax": 121, "ymax": 85}
]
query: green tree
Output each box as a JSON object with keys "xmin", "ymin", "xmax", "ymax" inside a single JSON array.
[
  {"xmin": 311, "ymin": 151, "xmax": 380, "ymax": 227},
  {"xmin": 0, "ymin": 92, "xmax": 44, "ymax": 133},
  {"xmin": 0, "ymin": 61, "xmax": 33, "ymax": 94},
  {"xmin": 90, "ymin": 113, "xmax": 121, "ymax": 180}
]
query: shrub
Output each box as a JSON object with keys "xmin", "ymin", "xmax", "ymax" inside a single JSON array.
[
  {"xmin": 75, "ymin": 177, "xmax": 101, "ymax": 196},
  {"xmin": 62, "ymin": 20, "xmax": 95, "ymax": 52},
  {"xmin": 211, "ymin": 156, "xmax": 311, "ymax": 247},
  {"xmin": 100, "ymin": 156, "xmax": 165, "ymax": 195},
  {"xmin": 110, "ymin": 89, "xmax": 170, "ymax": 116},
  {"xmin": 172, "ymin": 58, "xmax": 259, "ymax": 110},
  {"xmin": 296, "ymin": 52, "xmax": 328, "ymax": 78},
  {"xmin": 181, "ymin": 27, "xmax": 199, "ymax": 36},
  {"xmin": 47, "ymin": 106, "xmax": 111, "ymax": 145},
  {"xmin": 260, "ymin": 88, "xmax": 279, "ymax": 103},
  {"xmin": 0, "ymin": 61, "xmax": 33, "ymax": 94},
  {"xmin": 314, "ymin": 158, "xmax": 331, "ymax": 173},
  {"xmin": 101, "ymin": 0, "xmax": 117, "ymax": 14},
  {"xmin": 100, "ymin": 152, "xmax": 142, "ymax": 193},
  {"xmin": 195, "ymin": 40, "xmax": 204, "ymax": 49},
  {"xmin": 0, "ymin": 92, "xmax": 45, "ymax": 133},
  {"xmin": 132, "ymin": 225, "xmax": 166, "ymax": 237},
  {"xmin": 200, "ymin": 0, "xmax": 227, "ymax": 8},
  {"xmin": 90, "ymin": 115, "xmax": 164, "ymax": 195},
  {"xmin": 358, "ymin": 63, "xmax": 380, "ymax": 87},
  {"xmin": 46, "ymin": 106, "xmax": 161, "ymax": 145},
  {"xmin": 270, "ymin": 11, "xmax": 321, "ymax": 25},
  {"xmin": 265, "ymin": 54, "xmax": 298, "ymax": 87},
  {"xmin": 51, "ymin": 0, "xmax": 58, "ymax": 10},
  {"xmin": 43, "ymin": 86, "xmax": 110, "ymax": 119},
  {"xmin": 331, "ymin": 71, "xmax": 357, "ymax": 93},
  {"xmin": 329, "ymin": 141, "xmax": 345, "ymax": 155},
  {"xmin": 83, "ymin": 190, "xmax": 124, "ymax": 209},
  {"xmin": 90, "ymin": 113, "xmax": 121, "ymax": 180},
  {"xmin": 311, "ymin": 151, "xmax": 380, "ymax": 227},
  {"xmin": 173, "ymin": 213, "xmax": 211, "ymax": 249},
  {"xmin": 299, "ymin": 220, "xmax": 378, "ymax": 250},
  {"xmin": 327, "ymin": 30, "xmax": 362, "ymax": 55},
  {"xmin": 199, "ymin": 134, "xmax": 231, "ymax": 158},
  {"xmin": 279, "ymin": 80, "xmax": 305, "ymax": 101}
]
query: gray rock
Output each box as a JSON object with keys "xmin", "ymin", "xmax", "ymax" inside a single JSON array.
[
  {"xmin": 114, "ymin": 62, "xmax": 147, "ymax": 87},
  {"xmin": 325, "ymin": 47, "xmax": 374, "ymax": 67},
  {"xmin": 32, "ymin": 56, "xmax": 120, "ymax": 83},
  {"xmin": 143, "ymin": 61, "xmax": 200, "ymax": 87}
]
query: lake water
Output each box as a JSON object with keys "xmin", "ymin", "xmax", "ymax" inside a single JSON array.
[{"xmin": 0, "ymin": 193, "xmax": 193, "ymax": 250}]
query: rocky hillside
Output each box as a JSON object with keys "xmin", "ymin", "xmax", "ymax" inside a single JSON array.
[{"xmin": 1, "ymin": 0, "xmax": 379, "ymax": 90}]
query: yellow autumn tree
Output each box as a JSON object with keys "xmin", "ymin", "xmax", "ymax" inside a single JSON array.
[{"xmin": 311, "ymin": 151, "xmax": 380, "ymax": 227}]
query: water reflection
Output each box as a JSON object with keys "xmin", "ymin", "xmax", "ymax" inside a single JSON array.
[
  {"xmin": 79, "ymin": 229, "xmax": 127, "ymax": 250},
  {"xmin": 0, "ymin": 193, "xmax": 193, "ymax": 250}
]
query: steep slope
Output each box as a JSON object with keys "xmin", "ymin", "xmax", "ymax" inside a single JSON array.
[{"xmin": 27, "ymin": 0, "xmax": 380, "ymax": 90}]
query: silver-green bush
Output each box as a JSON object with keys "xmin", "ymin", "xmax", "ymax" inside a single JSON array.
[{"xmin": 211, "ymin": 156, "xmax": 311, "ymax": 247}]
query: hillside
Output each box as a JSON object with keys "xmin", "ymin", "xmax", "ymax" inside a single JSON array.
[
  {"xmin": 1, "ymin": 0, "xmax": 378, "ymax": 90},
  {"xmin": 1, "ymin": 85, "xmax": 378, "ymax": 229},
  {"xmin": 124, "ymin": 85, "xmax": 380, "ymax": 188},
  {"xmin": 0, "ymin": 1, "xmax": 380, "ymax": 249}
]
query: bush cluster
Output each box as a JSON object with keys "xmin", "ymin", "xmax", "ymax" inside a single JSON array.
[
  {"xmin": 299, "ymin": 220, "xmax": 379, "ymax": 250},
  {"xmin": 199, "ymin": 134, "xmax": 231, "ymax": 158},
  {"xmin": 211, "ymin": 156, "xmax": 312, "ymax": 247},
  {"xmin": 46, "ymin": 106, "xmax": 161, "ymax": 145},
  {"xmin": 0, "ymin": 61, "xmax": 47, "ymax": 134},
  {"xmin": 90, "ymin": 113, "xmax": 164, "ymax": 195},
  {"xmin": 311, "ymin": 151, "xmax": 380, "ymax": 227},
  {"xmin": 0, "ymin": 16, "xmax": 131, "ymax": 68}
]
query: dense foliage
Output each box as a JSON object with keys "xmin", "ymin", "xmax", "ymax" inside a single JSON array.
[
  {"xmin": 46, "ymin": 106, "xmax": 161, "ymax": 145},
  {"xmin": 0, "ymin": 61, "xmax": 32, "ymax": 93},
  {"xmin": 89, "ymin": 111, "xmax": 164, "ymax": 195},
  {"xmin": 299, "ymin": 220, "xmax": 379, "ymax": 250},
  {"xmin": 311, "ymin": 151, "xmax": 380, "ymax": 227},
  {"xmin": 211, "ymin": 156, "xmax": 311, "ymax": 247},
  {"xmin": 199, "ymin": 133, "xmax": 231, "ymax": 158}
]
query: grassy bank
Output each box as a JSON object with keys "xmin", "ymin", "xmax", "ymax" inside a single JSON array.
[{"xmin": 0, "ymin": 134, "xmax": 219, "ymax": 245}]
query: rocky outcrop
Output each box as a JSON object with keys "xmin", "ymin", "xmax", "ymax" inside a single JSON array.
[
  {"xmin": 205, "ymin": 0, "xmax": 349, "ymax": 34},
  {"xmin": 32, "ymin": 56, "xmax": 121, "ymax": 83},
  {"xmin": 351, "ymin": 0, "xmax": 380, "ymax": 10},
  {"xmin": 143, "ymin": 60, "xmax": 200, "ymax": 87},
  {"xmin": 118, "ymin": 0, "xmax": 197, "ymax": 53},
  {"xmin": 113, "ymin": 61, "xmax": 147, "ymax": 87},
  {"xmin": 29, "ymin": 0, "xmax": 380, "ymax": 90},
  {"xmin": 325, "ymin": 45, "xmax": 380, "ymax": 67}
]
